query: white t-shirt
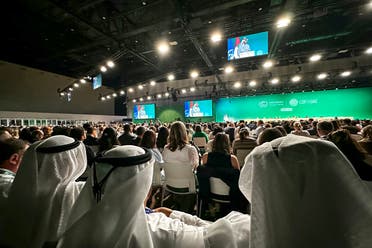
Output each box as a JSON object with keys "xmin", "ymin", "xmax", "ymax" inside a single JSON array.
[{"xmin": 162, "ymin": 144, "xmax": 199, "ymax": 169}]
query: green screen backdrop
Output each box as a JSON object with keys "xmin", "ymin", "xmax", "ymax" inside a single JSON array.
[{"xmin": 216, "ymin": 87, "xmax": 372, "ymax": 121}]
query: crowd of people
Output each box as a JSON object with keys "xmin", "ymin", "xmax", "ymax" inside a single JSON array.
[{"xmin": 0, "ymin": 117, "xmax": 372, "ymax": 247}]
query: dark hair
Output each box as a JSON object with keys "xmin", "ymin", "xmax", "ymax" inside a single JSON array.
[
  {"xmin": 168, "ymin": 121, "xmax": 188, "ymax": 152},
  {"xmin": 212, "ymin": 133, "xmax": 230, "ymax": 154},
  {"xmin": 156, "ymin": 126, "xmax": 169, "ymax": 150},
  {"xmin": 140, "ymin": 130, "xmax": 157, "ymax": 148},
  {"xmin": 317, "ymin": 121, "xmax": 334, "ymax": 133},
  {"xmin": 135, "ymin": 126, "xmax": 146, "ymax": 136},
  {"xmin": 328, "ymin": 129, "xmax": 366, "ymax": 162},
  {"xmin": 195, "ymin": 125, "xmax": 202, "ymax": 133},
  {"xmin": 123, "ymin": 124, "xmax": 131, "ymax": 133},
  {"xmin": 212, "ymin": 126, "xmax": 224, "ymax": 136},
  {"xmin": 257, "ymin": 128, "xmax": 283, "ymax": 145},
  {"xmin": 70, "ymin": 127, "xmax": 85, "ymax": 141},
  {"xmin": 239, "ymin": 128, "xmax": 249, "ymax": 140},
  {"xmin": 86, "ymin": 126, "xmax": 95, "ymax": 135},
  {"xmin": 19, "ymin": 128, "xmax": 33, "ymax": 143},
  {"xmin": 0, "ymin": 138, "xmax": 27, "ymax": 164},
  {"xmin": 98, "ymin": 127, "xmax": 119, "ymax": 152},
  {"xmin": 274, "ymin": 126, "xmax": 287, "ymax": 136}
]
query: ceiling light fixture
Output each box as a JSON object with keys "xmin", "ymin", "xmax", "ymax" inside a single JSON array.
[
  {"xmin": 276, "ymin": 16, "xmax": 291, "ymax": 28},
  {"xmin": 366, "ymin": 47, "xmax": 372, "ymax": 54},
  {"xmin": 309, "ymin": 54, "xmax": 322, "ymax": 62},
  {"xmin": 139, "ymin": 97, "xmax": 144, "ymax": 102},
  {"xmin": 80, "ymin": 79, "xmax": 86, "ymax": 84},
  {"xmin": 249, "ymin": 80, "xmax": 257, "ymax": 87},
  {"xmin": 120, "ymin": 90, "xmax": 125, "ymax": 95},
  {"xmin": 106, "ymin": 95, "xmax": 111, "ymax": 99},
  {"xmin": 211, "ymin": 32, "xmax": 222, "ymax": 42},
  {"xmin": 106, "ymin": 60, "xmax": 115, "ymax": 68},
  {"xmin": 340, "ymin": 71, "xmax": 351, "ymax": 77},
  {"xmin": 190, "ymin": 87, "xmax": 195, "ymax": 92},
  {"xmin": 157, "ymin": 94, "xmax": 162, "ymax": 98},
  {"xmin": 132, "ymin": 99, "xmax": 136, "ymax": 103},
  {"xmin": 100, "ymin": 66, "xmax": 107, "ymax": 72},
  {"xmin": 167, "ymin": 74, "xmax": 175, "ymax": 81},
  {"xmin": 150, "ymin": 80, "xmax": 156, "ymax": 86},
  {"xmin": 128, "ymin": 88, "xmax": 134, "ymax": 93},
  {"xmin": 271, "ymin": 78, "xmax": 279, "ymax": 84},
  {"xmin": 190, "ymin": 70, "xmax": 199, "ymax": 78},
  {"xmin": 157, "ymin": 41, "xmax": 170, "ymax": 55},
  {"xmin": 181, "ymin": 89, "xmax": 187, "ymax": 94},
  {"xmin": 68, "ymin": 87, "xmax": 73, "ymax": 91},
  {"xmin": 317, "ymin": 73, "xmax": 328, "ymax": 80},
  {"xmin": 291, "ymin": 75, "xmax": 301, "ymax": 82},
  {"xmin": 138, "ymin": 85, "xmax": 144, "ymax": 90},
  {"xmin": 112, "ymin": 93, "xmax": 117, "ymax": 97},
  {"xmin": 263, "ymin": 60, "xmax": 274, "ymax": 68},
  {"xmin": 147, "ymin": 96, "xmax": 151, "ymax": 100},
  {"xmin": 224, "ymin": 65, "xmax": 234, "ymax": 74},
  {"xmin": 60, "ymin": 92, "xmax": 65, "ymax": 96},
  {"xmin": 73, "ymin": 83, "xmax": 79, "ymax": 88},
  {"xmin": 101, "ymin": 96, "xmax": 106, "ymax": 101},
  {"xmin": 164, "ymin": 92, "xmax": 170, "ymax": 97},
  {"xmin": 233, "ymin": 81, "xmax": 242, "ymax": 88}
]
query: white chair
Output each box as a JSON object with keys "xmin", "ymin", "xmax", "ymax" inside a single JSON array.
[
  {"xmin": 193, "ymin": 137, "xmax": 207, "ymax": 149},
  {"xmin": 209, "ymin": 177, "xmax": 230, "ymax": 203},
  {"xmin": 152, "ymin": 162, "xmax": 163, "ymax": 186},
  {"xmin": 161, "ymin": 162, "xmax": 197, "ymax": 206}
]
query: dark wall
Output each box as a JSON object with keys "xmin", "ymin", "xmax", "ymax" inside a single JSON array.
[{"xmin": 0, "ymin": 61, "xmax": 114, "ymax": 115}]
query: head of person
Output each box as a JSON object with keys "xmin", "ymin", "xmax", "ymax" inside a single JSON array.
[
  {"xmin": 361, "ymin": 125, "xmax": 372, "ymax": 140},
  {"xmin": 257, "ymin": 128, "xmax": 283, "ymax": 145},
  {"xmin": 195, "ymin": 125, "xmax": 202, "ymax": 133},
  {"xmin": 99, "ymin": 127, "xmax": 119, "ymax": 152},
  {"xmin": 19, "ymin": 127, "xmax": 32, "ymax": 144},
  {"xmin": 135, "ymin": 126, "xmax": 146, "ymax": 138},
  {"xmin": 239, "ymin": 127, "xmax": 250, "ymax": 140},
  {"xmin": 86, "ymin": 126, "xmax": 96, "ymax": 137},
  {"xmin": 123, "ymin": 123, "xmax": 131, "ymax": 134},
  {"xmin": 293, "ymin": 121, "xmax": 302, "ymax": 131},
  {"xmin": 212, "ymin": 133, "xmax": 230, "ymax": 155},
  {"xmin": 212, "ymin": 126, "xmax": 224, "ymax": 136},
  {"xmin": 168, "ymin": 121, "xmax": 188, "ymax": 152},
  {"xmin": 274, "ymin": 126, "xmax": 287, "ymax": 136},
  {"xmin": 31, "ymin": 130, "xmax": 44, "ymax": 143},
  {"xmin": 0, "ymin": 138, "xmax": 28, "ymax": 173},
  {"xmin": 317, "ymin": 121, "xmax": 334, "ymax": 137},
  {"xmin": 69, "ymin": 127, "xmax": 86, "ymax": 141},
  {"xmin": 156, "ymin": 126, "xmax": 169, "ymax": 150},
  {"xmin": 1, "ymin": 135, "xmax": 87, "ymax": 248},
  {"xmin": 58, "ymin": 145, "xmax": 154, "ymax": 247},
  {"xmin": 140, "ymin": 130, "xmax": 157, "ymax": 149},
  {"xmin": 42, "ymin": 126, "xmax": 52, "ymax": 139},
  {"xmin": 257, "ymin": 120, "xmax": 264, "ymax": 126},
  {"xmin": 0, "ymin": 127, "xmax": 12, "ymax": 142}
]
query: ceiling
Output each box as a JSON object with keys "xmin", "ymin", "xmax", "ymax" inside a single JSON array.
[{"xmin": 1, "ymin": 0, "xmax": 372, "ymax": 94}]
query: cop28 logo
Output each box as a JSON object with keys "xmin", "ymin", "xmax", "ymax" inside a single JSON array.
[{"xmin": 289, "ymin": 98, "xmax": 298, "ymax": 107}]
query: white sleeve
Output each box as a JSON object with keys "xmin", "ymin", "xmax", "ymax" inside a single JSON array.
[
  {"xmin": 187, "ymin": 145, "xmax": 200, "ymax": 168},
  {"xmin": 170, "ymin": 210, "xmax": 211, "ymax": 227}
]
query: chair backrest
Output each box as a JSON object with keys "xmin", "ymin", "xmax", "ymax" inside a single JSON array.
[
  {"xmin": 209, "ymin": 177, "xmax": 230, "ymax": 203},
  {"xmin": 236, "ymin": 148, "xmax": 253, "ymax": 167},
  {"xmin": 193, "ymin": 137, "xmax": 207, "ymax": 148},
  {"xmin": 162, "ymin": 162, "xmax": 196, "ymax": 193},
  {"xmin": 152, "ymin": 162, "xmax": 163, "ymax": 186}
]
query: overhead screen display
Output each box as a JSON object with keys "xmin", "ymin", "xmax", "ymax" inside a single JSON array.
[
  {"xmin": 133, "ymin": 104, "xmax": 155, "ymax": 119},
  {"xmin": 215, "ymin": 87, "xmax": 372, "ymax": 121},
  {"xmin": 93, "ymin": 74, "xmax": 102, "ymax": 90},
  {"xmin": 227, "ymin": 31, "xmax": 269, "ymax": 61},
  {"xmin": 184, "ymin": 99, "xmax": 213, "ymax": 117}
]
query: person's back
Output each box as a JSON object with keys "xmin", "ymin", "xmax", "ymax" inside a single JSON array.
[{"xmin": 118, "ymin": 124, "xmax": 136, "ymax": 145}]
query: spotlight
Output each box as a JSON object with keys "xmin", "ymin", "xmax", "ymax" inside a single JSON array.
[
  {"xmin": 190, "ymin": 87, "xmax": 195, "ymax": 92},
  {"xmin": 132, "ymin": 99, "xmax": 137, "ymax": 103},
  {"xmin": 263, "ymin": 60, "xmax": 274, "ymax": 68},
  {"xmin": 128, "ymin": 88, "xmax": 134, "ymax": 93},
  {"xmin": 80, "ymin": 79, "xmax": 87, "ymax": 84},
  {"xmin": 271, "ymin": 78, "xmax": 279, "ymax": 84},
  {"xmin": 106, "ymin": 95, "xmax": 111, "ymax": 99},
  {"xmin": 291, "ymin": 75, "xmax": 301, "ymax": 82},
  {"xmin": 167, "ymin": 74, "xmax": 175, "ymax": 81},
  {"xmin": 211, "ymin": 32, "xmax": 222, "ymax": 42},
  {"xmin": 138, "ymin": 85, "xmax": 144, "ymax": 90},
  {"xmin": 73, "ymin": 83, "xmax": 79, "ymax": 88},
  {"xmin": 157, "ymin": 41, "xmax": 170, "ymax": 55},
  {"xmin": 340, "ymin": 71, "xmax": 351, "ymax": 77},
  {"xmin": 68, "ymin": 87, "xmax": 73, "ymax": 91},
  {"xmin": 157, "ymin": 94, "xmax": 162, "ymax": 98},
  {"xmin": 233, "ymin": 81, "xmax": 242, "ymax": 88},
  {"xmin": 224, "ymin": 66, "xmax": 234, "ymax": 74},
  {"xmin": 309, "ymin": 54, "xmax": 322, "ymax": 62},
  {"xmin": 101, "ymin": 96, "xmax": 106, "ymax": 101},
  {"xmin": 147, "ymin": 96, "xmax": 151, "ymax": 100},
  {"xmin": 120, "ymin": 90, "xmax": 125, "ymax": 95},
  {"xmin": 249, "ymin": 80, "xmax": 257, "ymax": 87},
  {"xmin": 365, "ymin": 47, "xmax": 372, "ymax": 54},
  {"xmin": 276, "ymin": 16, "xmax": 291, "ymax": 28},
  {"xmin": 60, "ymin": 92, "xmax": 65, "ymax": 96},
  {"xmin": 165, "ymin": 92, "xmax": 170, "ymax": 97},
  {"xmin": 150, "ymin": 80, "xmax": 156, "ymax": 86},
  {"xmin": 317, "ymin": 73, "xmax": 328, "ymax": 80},
  {"xmin": 181, "ymin": 89, "xmax": 187, "ymax": 94},
  {"xmin": 190, "ymin": 70, "xmax": 199, "ymax": 78},
  {"xmin": 106, "ymin": 60, "xmax": 115, "ymax": 68},
  {"xmin": 100, "ymin": 66, "xmax": 107, "ymax": 72},
  {"xmin": 112, "ymin": 93, "xmax": 117, "ymax": 97},
  {"xmin": 139, "ymin": 97, "xmax": 144, "ymax": 102}
]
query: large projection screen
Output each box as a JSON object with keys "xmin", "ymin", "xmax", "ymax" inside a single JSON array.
[{"xmin": 216, "ymin": 87, "xmax": 372, "ymax": 121}]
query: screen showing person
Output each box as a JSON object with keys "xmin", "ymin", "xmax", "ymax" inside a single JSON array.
[
  {"xmin": 184, "ymin": 99, "xmax": 212, "ymax": 117},
  {"xmin": 133, "ymin": 104, "xmax": 155, "ymax": 119},
  {"xmin": 227, "ymin": 31, "xmax": 269, "ymax": 61}
]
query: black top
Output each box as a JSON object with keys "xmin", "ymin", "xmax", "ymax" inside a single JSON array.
[{"xmin": 206, "ymin": 152, "xmax": 232, "ymax": 169}]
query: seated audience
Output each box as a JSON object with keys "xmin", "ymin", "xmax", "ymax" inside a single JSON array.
[
  {"xmin": 132, "ymin": 126, "xmax": 146, "ymax": 146},
  {"xmin": 192, "ymin": 125, "xmax": 209, "ymax": 144},
  {"xmin": 0, "ymin": 128, "xmax": 12, "ymax": 142},
  {"xmin": 232, "ymin": 127, "xmax": 257, "ymax": 155},
  {"xmin": 69, "ymin": 127, "xmax": 95, "ymax": 167},
  {"xmin": 140, "ymin": 130, "xmax": 163, "ymax": 163},
  {"xmin": 291, "ymin": 121, "xmax": 310, "ymax": 137},
  {"xmin": 328, "ymin": 129, "xmax": 372, "ymax": 181},
  {"xmin": 206, "ymin": 126, "xmax": 224, "ymax": 153},
  {"xmin": 0, "ymin": 135, "xmax": 87, "ymax": 248},
  {"xmin": 97, "ymin": 127, "xmax": 119, "ymax": 157},
  {"xmin": 156, "ymin": 126, "xmax": 169, "ymax": 153},
  {"xmin": 118, "ymin": 123, "xmax": 136, "ymax": 145},
  {"xmin": 257, "ymin": 128, "xmax": 283, "ymax": 145},
  {"xmin": 83, "ymin": 126, "xmax": 99, "ymax": 146},
  {"xmin": 274, "ymin": 125, "xmax": 287, "ymax": 136}
]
